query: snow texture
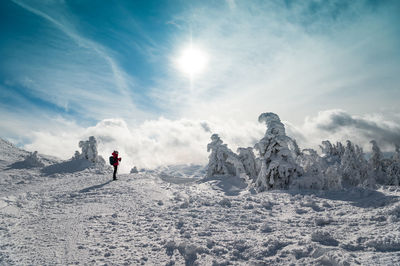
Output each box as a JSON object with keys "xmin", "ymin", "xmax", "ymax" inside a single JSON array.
[{"xmin": 1, "ymin": 138, "xmax": 400, "ymax": 265}]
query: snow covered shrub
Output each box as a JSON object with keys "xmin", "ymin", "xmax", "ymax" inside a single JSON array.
[
  {"xmin": 254, "ymin": 112, "xmax": 302, "ymax": 191},
  {"xmin": 27, "ymin": 151, "xmax": 44, "ymax": 167},
  {"xmin": 23, "ymin": 151, "xmax": 45, "ymax": 168},
  {"xmin": 206, "ymin": 134, "xmax": 245, "ymax": 177},
  {"xmin": 74, "ymin": 136, "xmax": 105, "ymax": 164}
]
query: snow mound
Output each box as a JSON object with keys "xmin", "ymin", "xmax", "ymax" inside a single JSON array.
[
  {"xmin": 9, "ymin": 151, "xmax": 44, "ymax": 169},
  {"xmin": 73, "ymin": 136, "xmax": 105, "ymax": 164},
  {"xmin": 42, "ymin": 136, "xmax": 107, "ymax": 175},
  {"xmin": 199, "ymin": 175, "xmax": 249, "ymax": 196},
  {"xmin": 42, "ymin": 158, "xmax": 95, "ymax": 175},
  {"xmin": 0, "ymin": 138, "xmax": 30, "ymax": 164}
]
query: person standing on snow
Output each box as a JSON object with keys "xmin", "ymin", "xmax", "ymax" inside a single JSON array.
[{"xmin": 112, "ymin": 151, "xmax": 121, "ymax": 180}]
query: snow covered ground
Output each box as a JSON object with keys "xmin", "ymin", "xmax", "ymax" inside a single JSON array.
[{"xmin": 1, "ymin": 139, "xmax": 400, "ymax": 265}]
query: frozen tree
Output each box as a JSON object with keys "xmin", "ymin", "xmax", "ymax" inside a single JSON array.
[
  {"xmin": 130, "ymin": 166, "xmax": 139, "ymax": 174},
  {"xmin": 387, "ymin": 161, "xmax": 400, "ymax": 186},
  {"xmin": 339, "ymin": 141, "xmax": 371, "ymax": 187},
  {"xmin": 393, "ymin": 144, "xmax": 400, "ymax": 162},
  {"xmin": 254, "ymin": 113, "xmax": 302, "ymax": 191},
  {"xmin": 320, "ymin": 140, "xmax": 333, "ymax": 157},
  {"xmin": 237, "ymin": 147, "xmax": 258, "ymax": 181},
  {"xmin": 320, "ymin": 140, "xmax": 345, "ymax": 165},
  {"xmin": 297, "ymin": 149, "xmax": 326, "ymax": 178},
  {"xmin": 369, "ymin": 140, "xmax": 386, "ymax": 184},
  {"xmin": 24, "ymin": 151, "xmax": 45, "ymax": 168},
  {"xmin": 74, "ymin": 136, "xmax": 105, "ymax": 164},
  {"xmin": 369, "ymin": 140, "xmax": 384, "ymax": 171},
  {"xmin": 387, "ymin": 144, "xmax": 400, "ymax": 186},
  {"xmin": 206, "ymin": 134, "xmax": 245, "ymax": 177},
  {"xmin": 292, "ymin": 149, "xmax": 327, "ymax": 190}
]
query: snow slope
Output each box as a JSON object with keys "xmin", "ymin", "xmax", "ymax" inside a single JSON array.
[{"xmin": 1, "ymin": 140, "xmax": 400, "ymax": 265}]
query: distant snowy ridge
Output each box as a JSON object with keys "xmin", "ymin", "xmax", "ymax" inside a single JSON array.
[
  {"xmin": 0, "ymin": 138, "xmax": 59, "ymax": 168},
  {"xmin": 0, "ymin": 136, "xmax": 109, "ymax": 176}
]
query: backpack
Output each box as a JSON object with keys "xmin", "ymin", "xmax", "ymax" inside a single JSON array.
[{"xmin": 109, "ymin": 156, "xmax": 116, "ymax": 165}]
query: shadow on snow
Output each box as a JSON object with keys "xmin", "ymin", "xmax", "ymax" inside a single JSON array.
[
  {"xmin": 41, "ymin": 159, "xmax": 92, "ymax": 176},
  {"xmin": 198, "ymin": 175, "xmax": 252, "ymax": 196},
  {"xmin": 284, "ymin": 187, "xmax": 399, "ymax": 208},
  {"xmin": 79, "ymin": 180, "xmax": 113, "ymax": 193}
]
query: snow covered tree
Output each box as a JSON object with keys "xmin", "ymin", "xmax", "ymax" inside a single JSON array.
[
  {"xmin": 319, "ymin": 140, "xmax": 333, "ymax": 157},
  {"xmin": 254, "ymin": 112, "xmax": 302, "ymax": 191},
  {"xmin": 319, "ymin": 140, "xmax": 345, "ymax": 165},
  {"xmin": 339, "ymin": 140, "xmax": 371, "ymax": 187},
  {"xmin": 23, "ymin": 151, "xmax": 45, "ymax": 168},
  {"xmin": 369, "ymin": 140, "xmax": 386, "ymax": 184},
  {"xmin": 206, "ymin": 134, "xmax": 245, "ymax": 177},
  {"xmin": 130, "ymin": 166, "xmax": 139, "ymax": 174},
  {"xmin": 393, "ymin": 144, "xmax": 400, "ymax": 162},
  {"xmin": 74, "ymin": 136, "xmax": 105, "ymax": 164},
  {"xmin": 387, "ymin": 144, "xmax": 400, "ymax": 186},
  {"xmin": 237, "ymin": 147, "xmax": 258, "ymax": 181},
  {"xmin": 293, "ymin": 148, "xmax": 327, "ymax": 190},
  {"xmin": 297, "ymin": 149, "xmax": 326, "ymax": 178}
]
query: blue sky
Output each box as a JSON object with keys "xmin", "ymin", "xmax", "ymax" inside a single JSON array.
[{"xmin": 1, "ymin": 0, "xmax": 400, "ymax": 168}]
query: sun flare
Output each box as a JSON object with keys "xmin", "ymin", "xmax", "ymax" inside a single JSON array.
[{"xmin": 177, "ymin": 46, "xmax": 208, "ymax": 76}]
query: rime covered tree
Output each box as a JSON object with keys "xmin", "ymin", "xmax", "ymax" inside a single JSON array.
[
  {"xmin": 368, "ymin": 140, "xmax": 386, "ymax": 184},
  {"xmin": 387, "ymin": 144, "xmax": 400, "ymax": 185},
  {"xmin": 23, "ymin": 151, "xmax": 45, "ymax": 168},
  {"xmin": 237, "ymin": 147, "xmax": 258, "ymax": 181},
  {"xmin": 74, "ymin": 136, "xmax": 105, "ymax": 164},
  {"xmin": 206, "ymin": 134, "xmax": 245, "ymax": 177},
  {"xmin": 340, "ymin": 140, "xmax": 371, "ymax": 187},
  {"xmin": 320, "ymin": 140, "xmax": 345, "ymax": 165},
  {"xmin": 297, "ymin": 149, "xmax": 326, "ymax": 178},
  {"xmin": 254, "ymin": 112, "xmax": 302, "ymax": 191}
]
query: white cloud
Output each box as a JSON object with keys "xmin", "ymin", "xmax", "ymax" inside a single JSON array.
[
  {"xmin": 19, "ymin": 109, "xmax": 400, "ymax": 173},
  {"xmin": 154, "ymin": 0, "xmax": 400, "ymax": 127},
  {"xmin": 22, "ymin": 115, "xmax": 265, "ymax": 173},
  {"xmin": 299, "ymin": 109, "xmax": 400, "ymax": 152}
]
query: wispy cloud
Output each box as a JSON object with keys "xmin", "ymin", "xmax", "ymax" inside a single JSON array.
[{"xmin": 7, "ymin": 0, "xmax": 146, "ymax": 122}]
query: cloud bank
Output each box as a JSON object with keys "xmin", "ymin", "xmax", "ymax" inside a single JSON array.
[
  {"xmin": 24, "ymin": 116, "xmax": 265, "ymax": 173},
  {"xmin": 21, "ymin": 109, "xmax": 400, "ymax": 173},
  {"xmin": 302, "ymin": 109, "xmax": 400, "ymax": 151}
]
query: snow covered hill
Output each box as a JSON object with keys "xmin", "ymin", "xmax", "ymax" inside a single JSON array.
[{"xmin": 1, "ymin": 139, "xmax": 400, "ymax": 265}]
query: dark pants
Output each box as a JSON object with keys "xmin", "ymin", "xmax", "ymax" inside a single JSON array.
[{"xmin": 113, "ymin": 165, "xmax": 118, "ymax": 180}]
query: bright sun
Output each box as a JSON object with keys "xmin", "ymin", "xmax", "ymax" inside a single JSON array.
[{"xmin": 177, "ymin": 46, "xmax": 208, "ymax": 77}]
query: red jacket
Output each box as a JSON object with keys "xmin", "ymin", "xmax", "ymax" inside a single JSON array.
[{"xmin": 112, "ymin": 152, "xmax": 121, "ymax": 166}]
